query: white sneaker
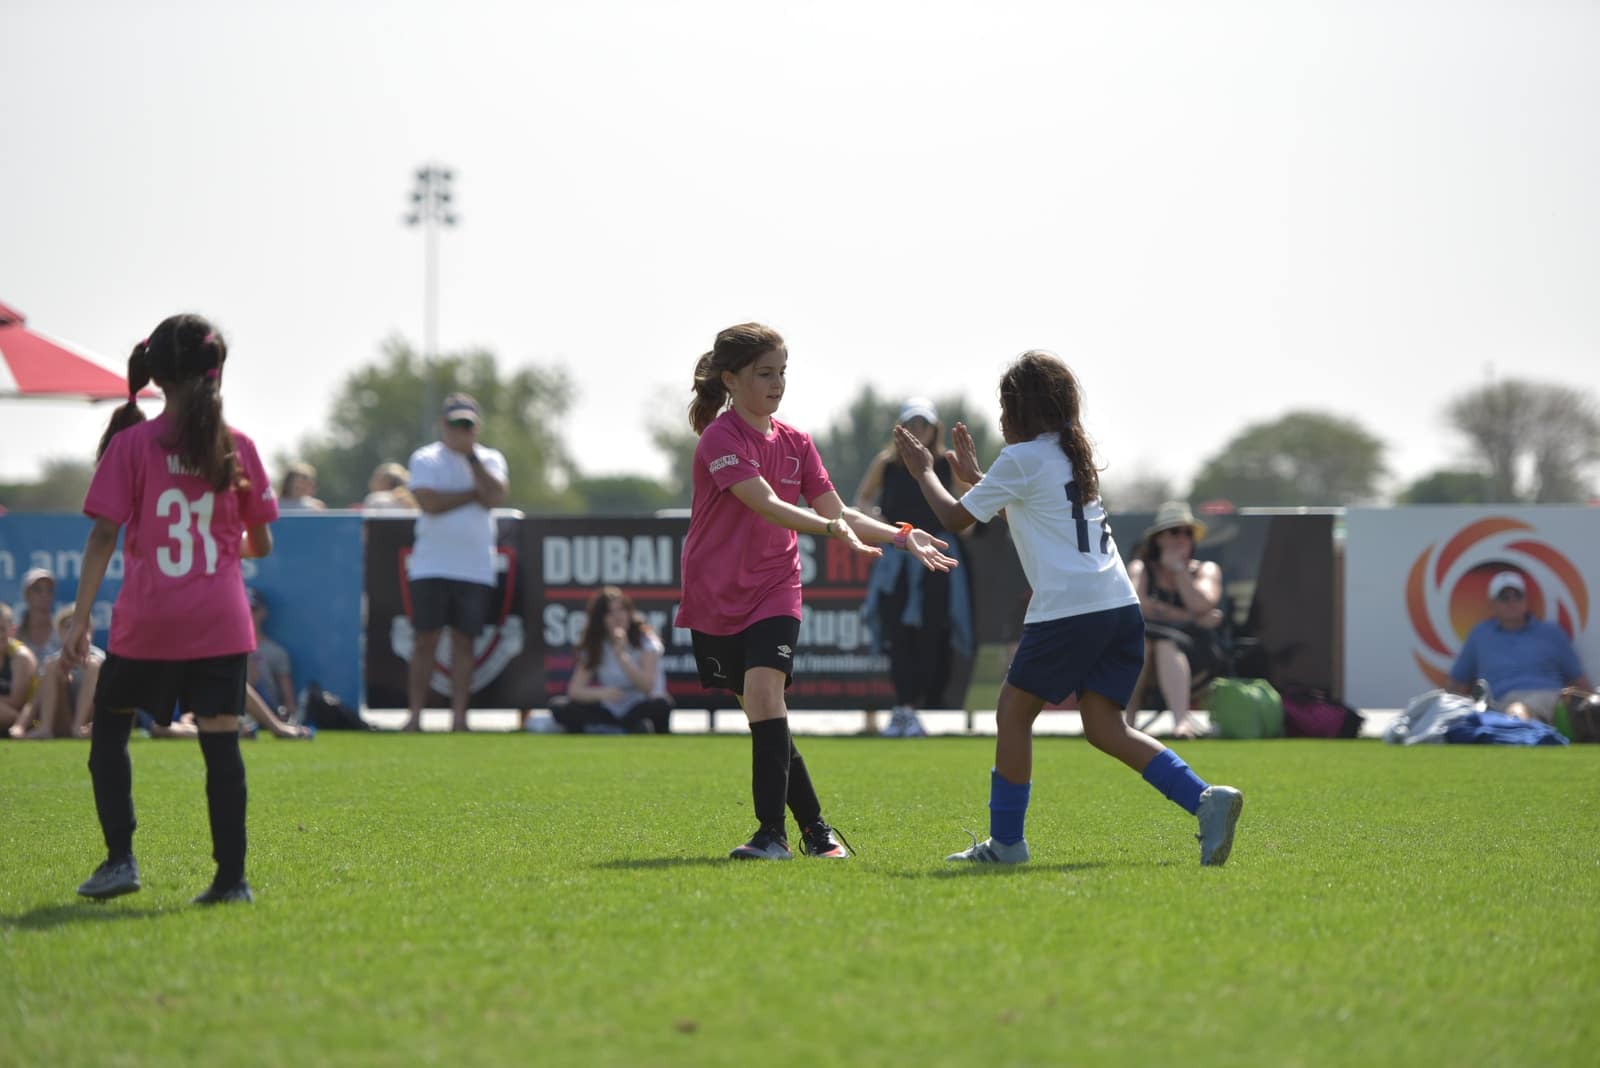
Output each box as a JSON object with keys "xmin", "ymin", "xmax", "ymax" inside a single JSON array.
[
  {"xmin": 946, "ymin": 832, "xmax": 1029, "ymax": 864},
  {"xmin": 1196, "ymin": 785, "xmax": 1244, "ymax": 866}
]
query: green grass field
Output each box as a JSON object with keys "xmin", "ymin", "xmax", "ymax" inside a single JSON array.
[{"xmin": 3, "ymin": 734, "xmax": 1597, "ymax": 1067}]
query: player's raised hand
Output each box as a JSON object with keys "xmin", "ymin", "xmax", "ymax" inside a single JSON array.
[
  {"xmin": 947, "ymin": 422, "xmax": 983, "ymax": 484},
  {"xmin": 893, "ymin": 424, "xmax": 933, "ymax": 476}
]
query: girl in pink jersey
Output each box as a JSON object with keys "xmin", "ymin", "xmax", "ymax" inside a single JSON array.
[
  {"xmin": 62, "ymin": 313, "xmax": 279, "ymax": 905},
  {"xmin": 676, "ymin": 323, "xmax": 958, "ymax": 860}
]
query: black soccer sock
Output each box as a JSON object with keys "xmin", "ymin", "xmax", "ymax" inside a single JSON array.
[
  {"xmin": 198, "ymin": 731, "xmax": 248, "ymax": 887},
  {"xmin": 87, "ymin": 710, "xmax": 137, "ymax": 860},
  {"xmin": 786, "ymin": 733, "xmax": 823, "ymax": 829},
  {"xmin": 749, "ymin": 717, "xmax": 792, "ymax": 835}
]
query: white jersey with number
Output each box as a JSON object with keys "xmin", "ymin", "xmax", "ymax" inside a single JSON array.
[{"xmin": 959, "ymin": 432, "xmax": 1138, "ymax": 624}]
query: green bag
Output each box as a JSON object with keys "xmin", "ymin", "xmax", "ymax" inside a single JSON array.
[{"xmin": 1206, "ymin": 678, "xmax": 1284, "ymax": 739}]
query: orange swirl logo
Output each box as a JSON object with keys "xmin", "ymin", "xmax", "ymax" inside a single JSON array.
[{"xmin": 1405, "ymin": 516, "xmax": 1589, "ymax": 687}]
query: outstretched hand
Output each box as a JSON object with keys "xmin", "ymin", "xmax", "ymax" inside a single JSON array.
[
  {"xmin": 906, "ymin": 529, "xmax": 959, "ymax": 572},
  {"xmin": 833, "ymin": 517, "xmax": 883, "ymax": 560},
  {"xmin": 893, "ymin": 425, "xmax": 933, "ymax": 476},
  {"xmin": 946, "ymin": 422, "xmax": 983, "ymax": 484}
]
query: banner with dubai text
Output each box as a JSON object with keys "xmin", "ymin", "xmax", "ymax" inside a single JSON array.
[{"xmin": 1344, "ymin": 507, "xmax": 1599, "ymax": 708}]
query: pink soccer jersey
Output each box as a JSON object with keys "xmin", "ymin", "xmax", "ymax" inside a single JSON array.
[
  {"xmin": 83, "ymin": 414, "xmax": 279, "ymax": 660},
  {"xmin": 675, "ymin": 410, "xmax": 834, "ymax": 635}
]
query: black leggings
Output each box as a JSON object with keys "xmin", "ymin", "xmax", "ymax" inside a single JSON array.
[{"xmin": 880, "ymin": 568, "xmax": 953, "ymax": 708}]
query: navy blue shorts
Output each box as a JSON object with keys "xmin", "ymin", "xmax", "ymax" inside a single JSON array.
[{"xmin": 1006, "ymin": 603, "xmax": 1146, "ymax": 706}]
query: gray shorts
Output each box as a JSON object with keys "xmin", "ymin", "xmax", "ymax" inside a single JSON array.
[{"xmin": 1494, "ymin": 689, "xmax": 1561, "ymax": 723}]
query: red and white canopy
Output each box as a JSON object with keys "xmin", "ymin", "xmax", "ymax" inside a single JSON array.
[{"xmin": 0, "ymin": 301, "xmax": 158, "ymax": 401}]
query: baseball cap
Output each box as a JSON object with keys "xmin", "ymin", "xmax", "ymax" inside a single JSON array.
[
  {"xmin": 897, "ymin": 397, "xmax": 939, "ymax": 425},
  {"xmin": 1488, "ymin": 572, "xmax": 1526, "ymax": 599},
  {"xmin": 442, "ymin": 392, "xmax": 481, "ymax": 425},
  {"xmin": 21, "ymin": 567, "xmax": 55, "ymax": 592}
]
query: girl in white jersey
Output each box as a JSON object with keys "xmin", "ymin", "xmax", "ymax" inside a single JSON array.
[
  {"xmin": 63, "ymin": 314, "xmax": 279, "ymax": 904},
  {"xmin": 894, "ymin": 350, "xmax": 1242, "ymax": 866}
]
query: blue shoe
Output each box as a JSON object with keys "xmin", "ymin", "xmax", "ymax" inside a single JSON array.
[{"xmin": 1196, "ymin": 785, "xmax": 1243, "ymax": 866}]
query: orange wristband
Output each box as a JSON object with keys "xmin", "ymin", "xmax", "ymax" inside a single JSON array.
[{"xmin": 893, "ymin": 522, "xmax": 913, "ymax": 550}]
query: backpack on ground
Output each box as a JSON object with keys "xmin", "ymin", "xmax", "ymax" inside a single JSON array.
[
  {"xmin": 1555, "ymin": 689, "xmax": 1600, "ymax": 744},
  {"xmin": 1205, "ymin": 678, "xmax": 1283, "ymax": 739},
  {"xmin": 300, "ymin": 683, "xmax": 375, "ymax": 731},
  {"xmin": 1281, "ymin": 687, "xmax": 1364, "ymax": 739}
]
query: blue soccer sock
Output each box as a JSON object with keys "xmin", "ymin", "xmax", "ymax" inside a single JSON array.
[
  {"xmin": 989, "ymin": 768, "xmax": 1031, "ymax": 845},
  {"xmin": 1141, "ymin": 747, "xmax": 1208, "ymax": 815}
]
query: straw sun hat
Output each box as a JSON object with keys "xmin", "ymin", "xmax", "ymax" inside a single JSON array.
[{"xmin": 1142, "ymin": 501, "xmax": 1207, "ymax": 543}]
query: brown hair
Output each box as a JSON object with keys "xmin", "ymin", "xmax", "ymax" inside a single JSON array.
[
  {"xmin": 999, "ymin": 350, "xmax": 1100, "ymax": 502},
  {"xmin": 578, "ymin": 586, "xmax": 649, "ymax": 672},
  {"xmin": 97, "ymin": 313, "xmax": 240, "ymax": 492},
  {"xmin": 688, "ymin": 323, "xmax": 786, "ymax": 435}
]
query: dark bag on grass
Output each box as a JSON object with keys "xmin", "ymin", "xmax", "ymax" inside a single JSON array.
[
  {"xmin": 301, "ymin": 683, "xmax": 375, "ymax": 731},
  {"xmin": 1556, "ymin": 689, "xmax": 1600, "ymax": 744},
  {"xmin": 1281, "ymin": 687, "xmax": 1364, "ymax": 739}
]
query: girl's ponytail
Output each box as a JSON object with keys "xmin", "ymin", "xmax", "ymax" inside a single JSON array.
[
  {"xmin": 173, "ymin": 325, "xmax": 239, "ymax": 491},
  {"xmin": 688, "ymin": 350, "xmax": 727, "ymax": 435},
  {"xmin": 96, "ymin": 342, "xmax": 152, "ymax": 460}
]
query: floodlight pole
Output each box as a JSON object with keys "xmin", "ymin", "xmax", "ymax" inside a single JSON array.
[{"xmin": 404, "ymin": 164, "xmax": 458, "ymax": 441}]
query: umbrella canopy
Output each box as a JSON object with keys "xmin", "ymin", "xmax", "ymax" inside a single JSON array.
[{"xmin": 0, "ymin": 302, "xmax": 159, "ymax": 401}]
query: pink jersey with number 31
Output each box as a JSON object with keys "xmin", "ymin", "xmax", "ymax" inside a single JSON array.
[{"xmin": 83, "ymin": 413, "xmax": 279, "ymax": 660}]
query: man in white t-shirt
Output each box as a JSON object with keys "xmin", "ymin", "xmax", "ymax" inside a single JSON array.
[{"xmin": 402, "ymin": 392, "xmax": 510, "ymax": 731}]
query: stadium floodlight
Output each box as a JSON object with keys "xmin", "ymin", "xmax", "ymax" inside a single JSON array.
[{"xmin": 404, "ymin": 164, "xmax": 459, "ymax": 439}]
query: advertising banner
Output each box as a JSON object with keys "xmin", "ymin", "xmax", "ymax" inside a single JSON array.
[
  {"xmin": 364, "ymin": 514, "xmax": 537, "ymax": 710},
  {"xmin": 1344, "ymin": 507, "xmax": 1599, "ymax": 708},
  {"xmin": 529, "ymin": 516, "xmax": 896, "ymax": 711},
  {"xmin": 0, "ymin": 513, "xmax": 363, "ymax": 706}
]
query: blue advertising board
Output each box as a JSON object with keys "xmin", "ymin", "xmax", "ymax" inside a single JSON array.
[{"xmin": 0, "ymin": 513, "xmax": 363, "ymax": 708}]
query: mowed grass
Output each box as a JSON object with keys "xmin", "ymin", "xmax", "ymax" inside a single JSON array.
[{"xmin": 3, "ymin": 734, "xmax": 1598, "ymax": 1067}]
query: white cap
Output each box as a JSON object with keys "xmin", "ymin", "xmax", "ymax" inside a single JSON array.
[
  {"xmin": 897, "ymin": 397, "xmax": 939, "ymax": 425},
  {"xmin": 1488, "ymin": 571, "xmax": 1526, "ymax": 599}
]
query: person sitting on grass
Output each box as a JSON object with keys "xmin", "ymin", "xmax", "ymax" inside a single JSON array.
[
  {"xmin": 0, "ymin": 603, "xmax": 41, "ymax": 735},
  {"xmin": 553, "ymin": 586, "xmax": 673, "ymax": 734},
  {"xmin": 10, "ymin": 607, "xmax": 104, "ymax": 739},
  {"xmin": 1447, "ymin": 570, "xmax": 1592, "ymax": 723}
]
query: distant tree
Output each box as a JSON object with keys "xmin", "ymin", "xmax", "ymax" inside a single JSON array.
[
  {"xmin": 648, "ymin": 384, "xmax": 1001, "ymax": 510},
  {"xmin": 292, "ymin": 338, "xmax": 580, "ymax": 510},
  {"xmin": 1188, "ymin": 411, "xmax": 1387, "ymax": 507},
  {"xmin": 1445, "ymin": 379, "xmax": 1600, "ymax": 502},
  {"xmin": 1100, "ymin": 469, "xmax": 1175, "ymax": 513},
  {"xmin": 1396, "ymin": 469, "xmax": 1495, "ymax": 505},
  {"xmin": 573, "ymin": 475, "xmax": 679, "ymax": 516},
  {"xmin": 0, "ymin": 458, "xmax": 95, "ymax": 514}
]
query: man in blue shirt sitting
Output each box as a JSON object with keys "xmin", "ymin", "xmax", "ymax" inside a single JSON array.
[{"xmin": 1448, "ymin": 571, "xmax": 1592, "ymax": 723}]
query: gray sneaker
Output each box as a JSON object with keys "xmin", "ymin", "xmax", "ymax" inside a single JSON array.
[
  {"xmin": 77, "ymin": 855, "xmax": 141, "ymax": 900},
  {"xmin": 1196, "ymin": 785, "xmax": 1244, "ymax": 866},
  {"xmin": 946, "ymin": 831, "xmax": 1029, "ymax": 864},
  {"xmin": 729, "ymin": 826, "xmax": 792, "ymax": 860},
  {"xmin": 192, "ymin": 879, "xmax": 254, "ymax": 905}
]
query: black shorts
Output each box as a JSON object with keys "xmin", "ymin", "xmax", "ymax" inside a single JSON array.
[
  {"xmin": 94, "ymin": 652, "xmax": 249, "ymax": 725},
  {"xmin": 690, "ymin": 616, "xmax": 801, "ymax": 696},
  {"xmin": 410, "ymin": 577, "xmax": 494, "ymax": 637}
]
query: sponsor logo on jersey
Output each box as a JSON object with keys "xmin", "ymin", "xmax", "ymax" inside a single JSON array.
[{"xmin": 709, "ymin": 454, "xmax": 739, "ymax": 474}]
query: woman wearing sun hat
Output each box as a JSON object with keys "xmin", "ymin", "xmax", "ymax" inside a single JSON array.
[{"xmin": 1125, "ymin": 501, "xmax": 1225, "ymax": 739}]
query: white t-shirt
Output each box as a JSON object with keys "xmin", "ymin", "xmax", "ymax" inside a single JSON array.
[
  {"xmin": 590, "ymin": 631, "xmax": 668, "ymax": 718},
  {"xmin": 406, "ymin": 441, "xmax": 509, "ymax": 585},
  {"xmin": 959, "ymin": 432, "xmax": 1138, "ymax": 624}
]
